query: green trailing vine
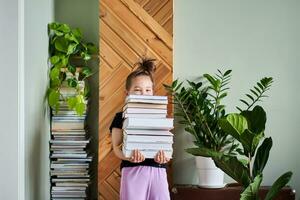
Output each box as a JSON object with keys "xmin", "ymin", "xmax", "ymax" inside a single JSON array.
[{"xmin": 47, "ymin": 22, "xmax": 97, "ymax": 115}]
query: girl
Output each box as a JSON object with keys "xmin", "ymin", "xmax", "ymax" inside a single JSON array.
[{"xmin": 109, "ymin": 58, "xmax": 171, "ymax": 200}]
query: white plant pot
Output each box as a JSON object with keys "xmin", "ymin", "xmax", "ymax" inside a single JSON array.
[{"xmin": 195, "ymin": 156, "xmax": 225, "ymax": 188}]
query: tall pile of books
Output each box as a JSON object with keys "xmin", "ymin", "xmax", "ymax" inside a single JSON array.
[
  {"xmin": 50, "ymin": 84, "xmax": 92, "ymax": 200},
  {"xmin": 122, "ymin": 95, "xmax": 174, "ymax": 158}
]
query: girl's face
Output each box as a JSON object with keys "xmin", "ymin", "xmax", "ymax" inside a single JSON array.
[{"xmin": 127, "ymin": 75, "xmax": 153, "ymax": 96}]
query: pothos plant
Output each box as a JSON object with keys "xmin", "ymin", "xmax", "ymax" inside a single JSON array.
[
  {"xmin": 165, "ymin": 71, "xmax": 292, "ymax": 200},
  {"xmin": 47, "ymin": 22, "xmax": 97, "ymax": 115}
]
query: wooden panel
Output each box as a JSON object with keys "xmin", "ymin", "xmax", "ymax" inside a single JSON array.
[
  {"xmin": 99, "ymin": 0, "xmax": 173, "ymax": 199},
  {"xmin": 144, "ymin": 0, "xmax": 168, "ymax": 16},
  {"xmin": 153, "ymin": 0, "xmax": 173, "ymax": 25}
]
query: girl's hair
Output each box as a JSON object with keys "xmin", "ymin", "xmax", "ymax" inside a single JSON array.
[{"xmin": 125, "ymin": 58, "xmax": 156, "ymax": 90}]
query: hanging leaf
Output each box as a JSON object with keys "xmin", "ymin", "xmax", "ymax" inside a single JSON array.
[
  {"xmin": 75, "ymin": 101, "xmax": 86, "ymax": 116},
  {"xmin": 67, "ymin": 78, "xmax": 78, "ymax": 88},
  {"xmin": 50, "ymin": 67, "xmax": 60, "ymax": 81},
  {"xmin": 67, "ymin": 96, "xmax": 77, "ymax": 109},
  {"xmin": 48, "ymin": 89, "xmax": 60, "ymax": 108},
  {"xmin": 55, "ymin": 37, "xmax": 69, "ymax": 53},
  {"xmin": 67, "ymin": 43, "xmax": 77, "ymax": 55},
  {"xmin": 67, "ymin": 64, "xmax": 76, "ymax": 74},
  {"xmin": 50, "ymin": 55, "xmax": 60, "ymax": 65}
]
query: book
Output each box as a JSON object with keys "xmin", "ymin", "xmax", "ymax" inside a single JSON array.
[
  {"xmin": 122, "ymin": 113, "xmax": 166, "ymax": 119},
  {"xmin": 126, "ymin": 95, "xmax": 167, "ymax": 100},
  {"xmin": 123, "ymin": 103, "xmax": 167, "ymax": 110},
  {"xmin": 124, "ymin": 129, "xmax": 173, "ymax": 136},
  {"xmin": 51, "ymin": 121, "xmax": 85, "ymax": 130},
  {"xmin": 123, "ymin": 134, "xmax": 173, "ymax": 143},
  {"xmin": 123, "ymin": 107, "xmax": 167, "ymax": 114},
  {"xmin": 123, "ymin": 118, "xmax": 173, "ymax": 130},
  {"xmin": 123, "ymin": 142, "xmax": 173, "ymax": 150},
  {"xmin": 122, "ymin": 146, "xmax": 172, "ymax": 158},
  {"xmin": 125, "ymin": 95, "xmax": 168, "ymax": 104}
]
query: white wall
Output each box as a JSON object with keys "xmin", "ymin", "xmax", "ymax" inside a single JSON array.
[
  {"xmin": 0, "ymin": 0, "xmax": 19, "ymax": 199},
  {"xmin": 24, "ymin": 0, "xmax": 53, "ymax": 200},
  {"xmin": 174, "ymin": 0, "xmax": 300, "ymax": 198},
  {"xmin": 0, "ymin": 0, "xmax": 53, "ymax": 199}
]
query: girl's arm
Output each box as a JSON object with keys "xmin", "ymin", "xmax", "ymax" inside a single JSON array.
[{"xmin": 111, "ymin": 127, "xmax": 145, "ymax": 163}]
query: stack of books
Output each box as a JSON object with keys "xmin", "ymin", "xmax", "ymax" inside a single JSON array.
[
  {"xmin": 50, "ymin": 85, "xmax": 91, "ymax": 200},
  {"xmin": 122, "ymin": 95, "xmax": 174, "ymax": 158}
]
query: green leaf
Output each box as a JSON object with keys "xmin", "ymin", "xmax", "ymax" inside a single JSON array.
[
  {"xmin": 213, "ymin": 154, "xmax": 251, "ymax": 186},
  {"xmin": 50, "ymin": 67, "xmax": 60, "ymax": 81},
  {"xmin": 72, "ymin": 28, "xmax": 82, "ymax": 40},
  {"xmin": 57, "ymin": 23, "xmax": 71, "ymax": 33},
  {"xmin": 50, "ymin": 78, "xmax": 61, "ymax": 88},
  {"xmin": 65, "ymin": 33, "xmax": 79, "ymax": 43},
  {"xmin": 264, "ymin": 171, "xmax": 293, "ymax": 200},
  {"xmin": 82, "ymin": 67, "xmax": 93, "ymax": 78},
  {"xmin": 185, "ymin": 147, "xmax": 222, "ymax": 158},
  {"xmin": 239, "ymin": 129, "xmax": 263, "ymax": 156},
  {"xmin": 67, "ymin": 43, "xmax": 77, "ymax": 55},
  {"xmin": 67, "ymin": 65, "xmax": 76, "ymax": 74},
  {"xmin": 219, "ymin": 114, "xmax": 248, "ymax": 141},
  {"xmin": 75, "ymin": 101, "xmax": 86, "ymax": 116},
  {"xmin": 246, "ymin": 94, "xmax": 254, "ymax": 101},
  {"xmin": 219, "ymin": 93, "xmax": 227, "ymax": 99},
  {"xmin": 253, "ymin": 137, "xmax": 272, "ymax": 178},
  {"xmin": 240, "ymin": 174, "xmax": 262, "ymax": 200},
  {"xmin": 87, "ymin": 42, "xmax": 97, "ymax": 54},
  {"xmin": 67, "ymin": 97, "xmax": 77, "ymax": 109},
  {"xmin": 54, "ymin": 30, "xmax": 63, "ymax": 36},
  {"xmin": 67, "ymin": 78, "xmax": 78, "ymax": 88},
  {"xmin": 48, "ymin": 89, "xmax": 60, "ymax": 108},
  {"xmin": 241, "ymin": 105, "xmax": 266, "ymax": 133},
  {"xmin": 50, "ymin": 55, "xmax": 60, "ymax": 65},
  {"xmin": 250, "ymin": 89, "xmax": 259, "ymax": 97},
  {"xmin": 61, "ymin": 56, "xmax": 68, "ymax": 66},
  {"xmin": 81, "ymin": 52, "xmax": 91, "ymax": 61},
  {"xmin": 204, "ymin": 74, "xmax": 217, "ymax": 89},
  {"xmin": 224, "ymin": 69, "xmax": 232, "ymax": 76},
  {"xmin": 55, "ymin": 37, "xmax": 69, "ymax": 53},
  {"xmin": 240, "ymin": 99, "xmax": 250, "ymax": 106}
]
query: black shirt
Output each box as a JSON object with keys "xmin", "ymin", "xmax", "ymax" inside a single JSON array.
[{"xmin": 109, "ymin": 112, "xmax": 166, "ymax": 169}]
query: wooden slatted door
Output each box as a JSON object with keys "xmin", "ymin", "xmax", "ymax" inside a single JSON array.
[{"xmin": 98, "ymin": 0, "xmax": 173, "ymax": 199}]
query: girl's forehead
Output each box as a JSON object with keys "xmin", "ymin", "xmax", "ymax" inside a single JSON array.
[{"xmin": 131, "ymin": 76, "xmax": 153, "ymax": 86}]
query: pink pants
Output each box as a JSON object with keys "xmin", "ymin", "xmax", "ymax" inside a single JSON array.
[{"xmin": 120, "ymin": 166, "xmax": 170, "ymax": 200}]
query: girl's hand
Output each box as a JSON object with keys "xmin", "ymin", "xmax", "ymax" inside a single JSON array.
[
  {"xmin": 154, "ymin": 150, "xmax": 170, "ymax": 164},
  {"xmin": 128, "ymin": 149, "xmax": 145, "ymax": 163}
]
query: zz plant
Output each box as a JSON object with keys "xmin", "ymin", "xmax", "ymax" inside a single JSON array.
[
  {"xmin": 165, "ymin": 71, "xmax": 292, "ymax": 200},
  {"xmin": 164, "ymin": 70, "xmax": 238, "ymax": 155},
  {"xmin": 47, "ymin": 22, "xmax": 97, "ymax": 115}
]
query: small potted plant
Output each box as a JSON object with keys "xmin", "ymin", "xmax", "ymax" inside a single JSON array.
[
  {"xmin": 164, "ymin": 70, "xmax": 237, "ymax": 188},
  {"xmin": 47, "ymin": 22, "xmax": 97, "ymax": 115}
]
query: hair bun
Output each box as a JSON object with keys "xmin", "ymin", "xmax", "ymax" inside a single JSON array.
[{"xmin": 137, "ymin": 58, "xmax": 156, "ymax": 74}]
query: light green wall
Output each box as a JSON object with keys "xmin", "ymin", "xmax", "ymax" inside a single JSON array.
[
  {"xmin": 54, "ymin": 1, "xmax": 99, "ymax": 199},
  {"xmin": 24, "ymin": 0, "xmax": 54, "ymax": 199},
  {"xmin": 174, "ymin": 0, "xmax": 300, "ymax": 198}
]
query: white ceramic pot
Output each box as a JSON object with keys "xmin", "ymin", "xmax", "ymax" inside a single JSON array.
[{"xmin": 195, "ymin": 156, "xmax": 225, "ymax": 188}]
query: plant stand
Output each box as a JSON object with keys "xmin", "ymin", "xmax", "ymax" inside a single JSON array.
[{"xmin": 170, "ymin": 184, "xmax": 296, "ymax": 200}]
